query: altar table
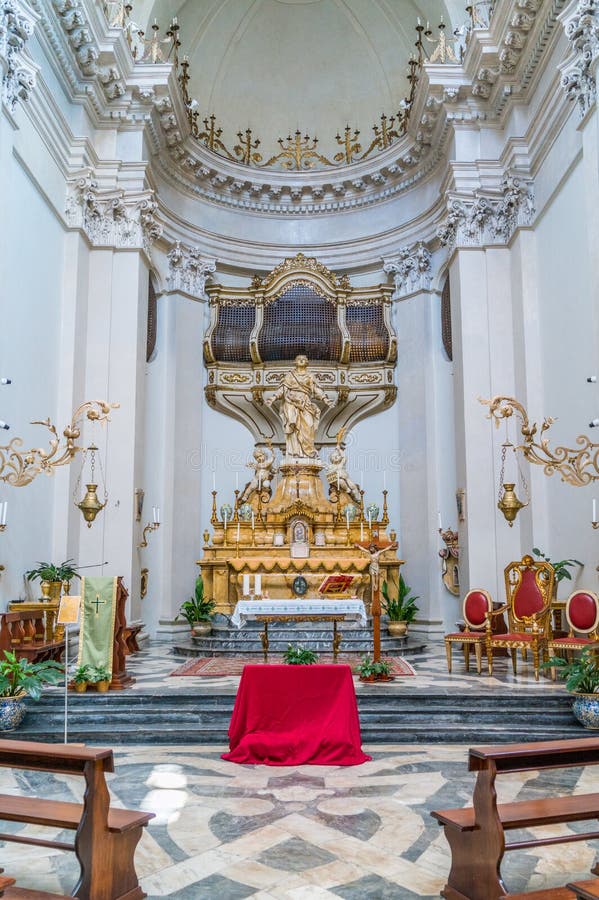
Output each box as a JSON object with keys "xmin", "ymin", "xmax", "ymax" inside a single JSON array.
[
  {"xmin": 222, "ymin": 664, "xmax": 371, "ymax": 766},
  {"xmin": 230, "ymin": 598, "xmax": 367, "ymax": 662}
]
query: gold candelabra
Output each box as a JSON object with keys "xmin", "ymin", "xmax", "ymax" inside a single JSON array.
[
  {"xmin": 0, "ymin": 401, "xmax": 118, "ymax": 488},
  {"xmin": 138, "ymin": 521, "xmax": 160, "ymax": 549}
]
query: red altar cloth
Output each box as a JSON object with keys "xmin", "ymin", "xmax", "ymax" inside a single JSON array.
[{"xmin": 222, "ymin": 665, "xmax": 371, "ymax": 766}]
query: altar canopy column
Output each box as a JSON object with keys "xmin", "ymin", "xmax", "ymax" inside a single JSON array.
[
  {"xmin": 393, "ymin": 287, "xmax": 455, "ymax": 636},
  {"xmin": 449, "ymin": 245, "xmax": 522, "ymax": 599},
  {"xmin": 147, "ymin": 283, "xmax": 208, "ymax": 637}
]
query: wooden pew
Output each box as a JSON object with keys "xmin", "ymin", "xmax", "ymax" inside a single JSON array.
[
  {"xmin": 0, "ymin": 611, "xmax": 64, "ymax": 664},
  {"xmin": 566, "ymin": 881, "xmax": 599, "ymax": 900},
  {"xmin": 0, "ymin": 738, "xmax": 154, "ymax": 899},
  {"xmin": 431, "ymin": 737, "xmax": 599, "ymax": 900}
]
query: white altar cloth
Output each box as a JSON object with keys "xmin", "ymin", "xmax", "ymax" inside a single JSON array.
[{"xmin": 231, "ymin": 599, "xmax": 367, "ymax": 629}]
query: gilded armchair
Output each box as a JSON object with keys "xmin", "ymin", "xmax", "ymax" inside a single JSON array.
[{"xmin": 485, "ymin": 554, "xmax": 554, "ymax": 681}]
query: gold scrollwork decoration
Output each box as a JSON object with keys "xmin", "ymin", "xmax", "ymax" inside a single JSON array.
[
  {"xmin": 221, "ymin": 373, "xmax": 252, "ymax": 384},
  {"xmin": 0, "ymin": 401, "xmax": 119, "ymax": 487},
  {"xmin": 480, "ymin": 395, "xmax": 599, "ymax": 487},
  {"xmin": 260, "ymin": 130, "xmax": 335, "ymax": 171}
]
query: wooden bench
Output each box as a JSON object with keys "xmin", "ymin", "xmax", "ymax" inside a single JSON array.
[
  {"xmin": 431, "ymin": 737, "xmax": 599, "ymax": 900},
  {"xmin": 0, "ymin": 611, "xmax": 64, "ymax": 664},
  {"xmin": 0, "ymin": 738, "xmax": 154, "ymax": 899}
]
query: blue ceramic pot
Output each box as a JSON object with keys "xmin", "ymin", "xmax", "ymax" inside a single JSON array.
[
  {"xmin": 571, "ymin": 693, "xmax": 599, "ymax": 730},
  {"xmin": 0, "ymin": 696, "xmax": 26, "ymax": 731}
]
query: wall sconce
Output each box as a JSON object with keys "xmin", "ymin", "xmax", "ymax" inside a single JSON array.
[
  {"xmin": 74, "ymin": 445, "xmax": 108, "ymax": 528},
  {"xmin": 439, "ymin": 527, "xmax": 460, "ymax": 595},
  {"xmin": 140, "ymin": 567, "xmax": 149, "ymax": 598},
  {"xmin": 138, "ymin": 506, "xmax": 161, "ymax": 548}
]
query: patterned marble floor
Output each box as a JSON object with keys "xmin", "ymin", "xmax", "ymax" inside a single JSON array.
[
  {"xmin": 2, "ymin": 743, "xmax": 598, "ymax": 898},
  {"xmin": 107, "ymin": 638, "xmax": 567, "ymax": 696}
]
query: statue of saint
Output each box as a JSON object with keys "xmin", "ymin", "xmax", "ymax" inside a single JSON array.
[
  {"xmin": 239, "ymin": 446, "xmax": 277, "ymax": 503},
  {"xmin": 266, "ymin": 355, "xmax": 333, "ymax": 459},
  {"xmin": 326, "ymin": 445, "xmax": 361, "ymax": 504}
]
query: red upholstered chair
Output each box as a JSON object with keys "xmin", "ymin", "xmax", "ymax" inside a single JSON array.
[
  {"xmin": 444, "ymin": 590, "xmax": 492, "ymax": 675},
  {"xmin": 485, "ymin": 554, "xmax": 554, "ymax": 681},
  {"xmin": 547, "ymin": 590, "xmax": 599, "ymax": 678}
]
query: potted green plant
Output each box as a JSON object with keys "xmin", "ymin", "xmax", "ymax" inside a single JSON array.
[
  {"xmin": 90, "ymin": 665, "xmax": 111, "ymax": 693},
  {"xmin": 543, "ymin": 648, "xmax": 599, "ymax": 729},
  {"xmin": 25, "ymin": 559, "xmax": 80, "ymax": 601},
  {"xmin": 532, "ymin": 549, "xmax": 583, "ymax": 596},
  {"xmin": 177, "ymin": 576, "xmax": 216, "ymax": 636},
  {"xmin": 0, "ymin": 650, "xmax": 64, "ymax": 731},
  {"xmin": 283, "ymin": 644, "xmax": 318, "ymax": 665},
  {"xmin": 357, "ymin": 656, "xmax": 376, "ymax": 682},
  {"xmin": 382, "ymin": 575, "xmax": 419, "ymax": 636},
  {"xmin": 72, "ymin": 664, "xmax": 93, "ymax": 693}
]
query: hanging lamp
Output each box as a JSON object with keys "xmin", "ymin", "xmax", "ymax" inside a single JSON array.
[{"xmin": 73, "ymin": 444, "xmax": 108, "ymax": 528}]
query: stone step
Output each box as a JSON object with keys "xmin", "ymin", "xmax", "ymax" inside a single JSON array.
[
  {"xmin": 176, "ymin": 637, "xmax": 428, "ymax": 657},
  {"xmin": 12, "ymin": 690, "xmax": 582, "ymax": 745}
]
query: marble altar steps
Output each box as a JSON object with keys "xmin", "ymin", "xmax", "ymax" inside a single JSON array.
[
  {"xmin": 176, "ymin": 620, "xmax": 427, "ymax": 657},
  {"xmin": 16, "ymin": 690, "xmax": 583, "ymax": 744}
]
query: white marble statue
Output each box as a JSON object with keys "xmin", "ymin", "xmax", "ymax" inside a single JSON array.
[
  {"xmin": 326, "ymin": 445, "xmax": 361, "ymax": 504},
  {"xmin": 239, "ymin": 445, "xmax": 277, "ymax": 502}
]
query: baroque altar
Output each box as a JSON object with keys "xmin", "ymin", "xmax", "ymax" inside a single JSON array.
[{"xmin": 199, "ymin": 352, "xmax": 402, "ymax": 613}]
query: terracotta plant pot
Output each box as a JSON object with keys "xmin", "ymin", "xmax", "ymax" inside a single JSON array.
[
  {"xmin": 73, "ymin": 682, "xmax": 87, "ymax": 693},
  {"xmin": 388, "ymin": 621, "xmax": 408, "ymax": 637},
  {"xmin": 359, "ymin": 674, "xmax": 376, "ymax": 682},
  {"xmin": 95, "ymin": 680, "xmax": 110, "ymax": 693},
  {"xmin": 375, "ymin": 674, "xmax": 395, "ymax": 682}
]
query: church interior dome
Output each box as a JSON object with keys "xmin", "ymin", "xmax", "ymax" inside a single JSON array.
[{"xmin": 136, "ymin": 0, "xmax": 463, "ymax": 167}]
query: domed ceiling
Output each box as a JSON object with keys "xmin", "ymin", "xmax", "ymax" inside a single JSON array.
[{"xmin": 135, "ymin": 0, "xmax": 463, "ymax": 168}]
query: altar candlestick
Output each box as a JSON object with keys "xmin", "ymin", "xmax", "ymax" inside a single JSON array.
[
  {"xmin": 255, "ymin": 574, "xmax": 261, "ymax": 595},
  {"xmin": 242, "ymin": 574, "xmax": 250, "ymax": 596}
]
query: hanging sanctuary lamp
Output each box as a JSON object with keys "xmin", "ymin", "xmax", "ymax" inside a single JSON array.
[{"xmin": 74, "ymin": 444, "xmax": 108, "ymax": 527}]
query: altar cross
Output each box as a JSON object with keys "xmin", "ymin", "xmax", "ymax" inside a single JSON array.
[
  {"xmin": 355, "ymin": 539, "xmax": 398, "ymax": 662},
  {"xmin": 93, "ymin": 593, "xmax": 106, "ymax": 615}
]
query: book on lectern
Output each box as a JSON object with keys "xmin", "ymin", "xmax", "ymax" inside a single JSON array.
[{"xmin": 318, "ymin": 574, "xmax": 355, "ymax": 596}]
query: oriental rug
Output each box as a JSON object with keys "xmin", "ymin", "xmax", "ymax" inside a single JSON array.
[{"xmin": 170, "ymin": 655, "xmax": 416, "ymax": 677}]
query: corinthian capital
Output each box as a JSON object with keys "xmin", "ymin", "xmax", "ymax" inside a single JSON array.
[
  {"xmin": 383, "ymin": 243, "xmax": 432, "ymax": 299},
  {"xmin": 0, "ymin": 0, "xmax": 38, "ymax": 112},
  {"xmin": 166, "ymin": 242, "xmax": 216, "ymax": 299},
  {"xmin": 561, "ymin": 0, "xmax": 599, "ymax": 116}
]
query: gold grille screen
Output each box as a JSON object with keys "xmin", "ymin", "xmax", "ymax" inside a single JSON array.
[
  {"xmin": 441, "ymin": 278, "xmax": 453, "ymax": 361},
  {"xmin": 258, "ymin": 284, "xmax": 342, "ymax": 361},
  {"xmin": 213, "ymin": 305, "xmax": 255, "ymax": 362},
  {"xmin": 347, "ymin": 305, "xmax": 388, "ymax": 362},
  {"xmin": 146, "ymin": 278, "xmax": 157, "ymax": 362}
]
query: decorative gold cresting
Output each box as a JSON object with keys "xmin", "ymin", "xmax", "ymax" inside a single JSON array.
[
  {"xmin": 0, "ymin": 401, "xmax": 119, "ymax": 487},
  {"xmin": 481, "ymin": 395, "xmax": 599, "ymax": 487}
]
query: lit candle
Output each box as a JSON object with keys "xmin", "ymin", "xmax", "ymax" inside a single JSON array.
[
  {"xmin": 255, "ymin": 574, "xmax": 261, "ymax": 595},
  {"xmin": 438, "ymin": 511, "xmax": 443, "ymax": 530},
  {"xmin": 242, "ymin": 574, "xmax": 250, "ymax": 596},
  {"xmin": 594, "ymin": 498, "xmax": 597, "ymax": 522}
]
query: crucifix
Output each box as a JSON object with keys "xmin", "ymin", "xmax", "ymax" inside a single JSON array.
[
  {"xmin": 93, "ymin": 593, "xmax": 106, "ymax": 615},
  {"xmin": 355, "ymin": 538, "xmax": 398, "ymax": 662}
]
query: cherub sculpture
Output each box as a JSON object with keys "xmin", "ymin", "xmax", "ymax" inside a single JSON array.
[
  {"xmin": 326, "ymin": 444, "xmax": 361, "ymax": 504},
  {"xmin": 239, "ymin": 445, "xmax": 277, "ymax": 503}
]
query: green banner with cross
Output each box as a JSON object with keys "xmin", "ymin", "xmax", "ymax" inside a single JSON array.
[{"xmin": 76, "ymin": 576, "xmax": 117, "ymax": 674}]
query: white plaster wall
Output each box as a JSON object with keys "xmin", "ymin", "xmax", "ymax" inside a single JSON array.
[
  {"xmin": 533, "ymin": 159, "xmax": 599, "ymax": 594},
  {"xmin": 0, "ymin": 154, "xmax": 65, "ymax": 606}
]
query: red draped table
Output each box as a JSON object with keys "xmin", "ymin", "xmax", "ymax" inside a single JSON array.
[{"xmin": 222, "ymin": 664, "xmax": 371, "ymax": 766}]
